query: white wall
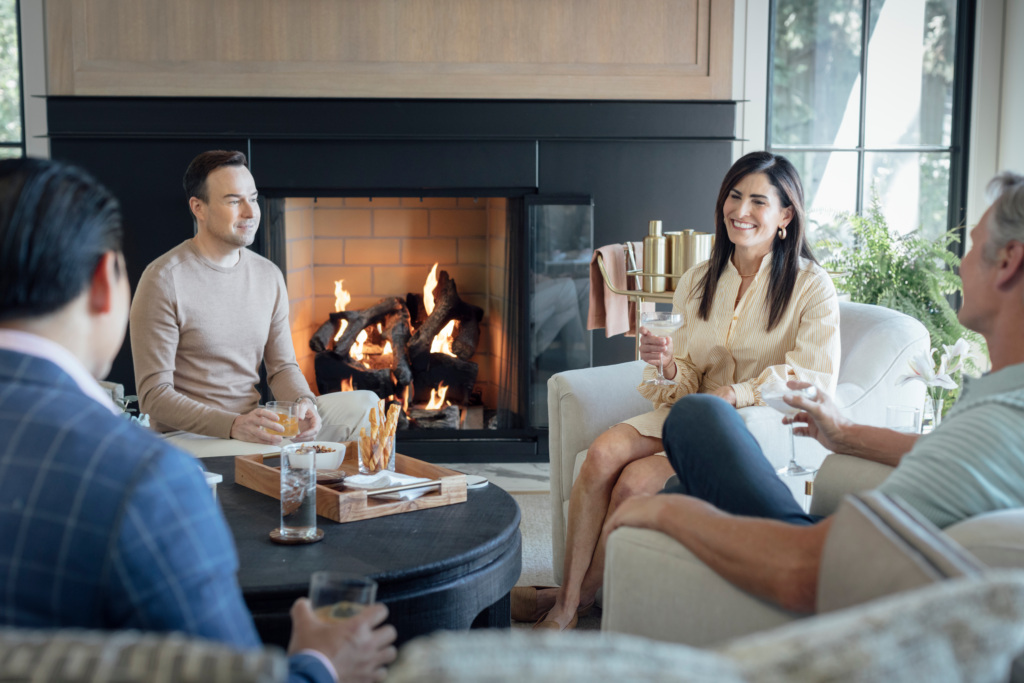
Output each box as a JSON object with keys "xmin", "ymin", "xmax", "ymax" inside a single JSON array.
[
  {"xmin": 967, "ymin": 0, "xmax": 1023, "ymax": 231},
  {"xmin": 732, "ymin": 0, "xmax": 771, "ymax": 160},
  {"xmin": 20, "ymin": 0, "xmax": 48, "ymax": 158},
  {"xmin": 998, "ymin": 0, "xmax": 1024, "ymax": 174}
]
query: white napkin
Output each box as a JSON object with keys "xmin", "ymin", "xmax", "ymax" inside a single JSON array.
[{"xmin": 344, "ymin": 471, "xmax": 434, "ymax": 501}]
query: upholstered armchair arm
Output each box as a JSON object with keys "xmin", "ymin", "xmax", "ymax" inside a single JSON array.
[
  {"xmin": 602, "ymin": 527, "xmax": 801, "ymax": 646},
  {"xmin": 548, "ymin": 360, "xmax": 651, "ymax": 584},
  {"xmin": 808, "ymin": 453, "xmax": 895, "ymax": 517},
  {"xmin": 548, "ymin": 360, "xmax": 651, "ymax": 506}
]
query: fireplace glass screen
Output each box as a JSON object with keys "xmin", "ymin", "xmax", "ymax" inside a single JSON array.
[{"xmin": 527, "ymin": 197, "xmax": 594, "ymax": 428}]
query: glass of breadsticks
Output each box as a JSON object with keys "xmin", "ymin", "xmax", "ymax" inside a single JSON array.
[{"xmin": 358, "ymin": 399, "xmax": 401, "ymax": 475}]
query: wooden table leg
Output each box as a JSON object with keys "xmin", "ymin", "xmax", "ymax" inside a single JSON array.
[{"xmin": 470, "ymin": 592, "xmax": 511, "ymax": 629}]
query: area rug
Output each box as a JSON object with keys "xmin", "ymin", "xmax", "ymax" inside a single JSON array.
[{"xmin": 510, "ymin": 492, "xmax": 602, "ymax": 631}]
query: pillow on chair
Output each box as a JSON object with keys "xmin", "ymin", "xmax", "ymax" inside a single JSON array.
[
  {"xmin": 0, "ymin": 629, "xmax": 285, "ymax": 683},
  {"xmin": 722, "ymin": 572, "xmax": 1024, "ymax": 683},
  {"xmin": 817, "ymin": 491, "xmax": 986, "ymax": 614}
]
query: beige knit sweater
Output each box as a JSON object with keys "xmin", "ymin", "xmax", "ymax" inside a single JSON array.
[{"xmin": 130, "ymin": 240, "xmax": 314, "ymax": 437}]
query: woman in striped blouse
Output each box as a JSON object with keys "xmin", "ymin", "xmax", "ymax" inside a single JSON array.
[{"xmin": 517, "ymin": 151, "xmax": 841, "ymax": 630}]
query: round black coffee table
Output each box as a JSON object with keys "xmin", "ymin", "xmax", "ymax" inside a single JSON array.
[{"xmin": 204, "ymin": 456, "xmax": 522, "ymax": 647}]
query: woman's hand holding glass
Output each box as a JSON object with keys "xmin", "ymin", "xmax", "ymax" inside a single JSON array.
[
  {"xmin": 639, "ymin": 327, "xmax": 675, "ymax": 378},
  {"xmin": 639, "ymin": 311, "xmax": 683, "ymax": 385}
]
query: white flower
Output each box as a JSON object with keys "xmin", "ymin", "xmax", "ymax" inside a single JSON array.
[
  {"xmin": 942, "ymin": 338, "xmax": 972, "ymax": 374},
  {"xmin": 896, "ymin": 350, "xmax": 957, "ymax": 390}
]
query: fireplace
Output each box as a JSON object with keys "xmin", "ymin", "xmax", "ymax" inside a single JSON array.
[
  {"xmin": 278, "ymin": 194, "xmax": 594, "ymax": 457},
  {"xmin": 46, "ymin": 97, "xmax": 737, "ymax": 462}
]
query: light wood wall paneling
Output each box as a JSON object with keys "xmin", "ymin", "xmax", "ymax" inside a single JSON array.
[{"xmin": 46, "ymin": 0, "xmax": 733, "ymax": 100}]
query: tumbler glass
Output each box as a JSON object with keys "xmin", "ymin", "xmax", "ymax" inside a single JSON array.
[
  {"xmin": 265, "ymin": 401, "xmax": 300, "ymax": 438},
  {"xmin": 310, "ymin": 572, "xmax": 378, "ymax": 621},
  {"xmin": 886, "ymin": 406, "xmax": 922, "ymax": 434},
  {"xmin": 279, "ymin": 444, "xmax": 317, "ymax": 540}
]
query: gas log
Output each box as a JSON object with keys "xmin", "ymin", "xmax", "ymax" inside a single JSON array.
[
  {"xmin": 406, "ymin": 270, "xmax": 483, "ymax": 369},
  {"xmin": 411, "ymin": 353, "xmax": 478, "ymax": 405},
  {"xmin": 309, "ymin": 297, "xmax": 413, "ymax": 397},
  {"xmin": 309, "ymin": 270, "xmax": 483, "ymax": 420}
]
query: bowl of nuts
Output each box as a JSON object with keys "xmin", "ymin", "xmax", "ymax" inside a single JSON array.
[{"xmin": 298, "ymin": 442, "xmax": 346, "ymax": 470}]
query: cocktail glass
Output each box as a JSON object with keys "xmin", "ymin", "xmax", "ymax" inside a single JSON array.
[
  {"xmin": 641, "ymin": 311, "xmax": 683, "ymax": 386},
  {"xmin": 762, "ymin": 386, "xmax": 818, "ymax": 477}
]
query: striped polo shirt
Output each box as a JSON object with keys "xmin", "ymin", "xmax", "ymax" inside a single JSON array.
[{"xmin": 877, "ymin": 361, "xmax": 1024, "ymax": 528}]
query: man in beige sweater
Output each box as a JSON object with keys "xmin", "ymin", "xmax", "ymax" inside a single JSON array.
[{"xmin": 130, "ymin": 150, "xmax": 377, "ymax": 457}]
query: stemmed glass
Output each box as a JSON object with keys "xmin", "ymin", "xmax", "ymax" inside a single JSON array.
[
  {"xmin": 641, "ymin": 311, "xmax": 683, "ymax": 386},
  {"xmin": 762, "ymin": 386, "xmax": 818, "ymax": 477}
]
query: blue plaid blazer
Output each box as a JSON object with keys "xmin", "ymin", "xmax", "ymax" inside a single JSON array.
[{"xmin": 0, "ymin": 349, "xmax": 330, "ymax": 683}]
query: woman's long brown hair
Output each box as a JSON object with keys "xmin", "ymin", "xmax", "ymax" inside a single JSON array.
[{"xmin": 694, "ymin": 151, "xmax": 816, "ymax": 331}]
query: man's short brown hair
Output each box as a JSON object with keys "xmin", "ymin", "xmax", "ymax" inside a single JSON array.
[{"xmin": 183, "ymin": 150, "xmax": 248, "ymax": 204}]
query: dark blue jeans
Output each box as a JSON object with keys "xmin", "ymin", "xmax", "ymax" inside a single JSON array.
[{"xmin": 660, "ymin": 394, "xmax": 821, "ymax": 525}]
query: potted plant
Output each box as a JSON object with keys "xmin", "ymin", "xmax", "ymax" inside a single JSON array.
[{"xmin": 817, "ymin": 194, "xmax": 986, "ymax": 417}]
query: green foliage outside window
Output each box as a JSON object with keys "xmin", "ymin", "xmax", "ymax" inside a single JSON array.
[{"xmin": 819, "ymin": 193, "xmax": 986, "ymax": 412}]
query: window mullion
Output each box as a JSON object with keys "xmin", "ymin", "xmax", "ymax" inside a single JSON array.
[{"xmin": 855, "ymin": 0, "xmax": 871, "ymax": 215}]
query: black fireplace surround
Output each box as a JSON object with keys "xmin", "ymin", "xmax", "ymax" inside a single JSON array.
[{"xmin": 46, "ymin": 97, "xmax": 736, "ymax": 462}]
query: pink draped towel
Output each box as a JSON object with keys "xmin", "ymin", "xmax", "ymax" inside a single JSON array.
[{"xmin": 588, "ymin": 242, "xmax": 653, "ymax": 338}]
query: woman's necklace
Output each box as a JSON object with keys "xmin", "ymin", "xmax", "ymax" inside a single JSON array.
[{"xmin": 738, "ymin": 272, "xmax": 757, "ymax": 278}]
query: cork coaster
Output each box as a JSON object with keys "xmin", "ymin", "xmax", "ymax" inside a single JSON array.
[{"xmin": 269, "ymin": 528, "xmax": 325, "ymax": 545}]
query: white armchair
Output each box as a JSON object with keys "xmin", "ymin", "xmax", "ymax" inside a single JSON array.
[
  {"xmin": 548, "ymin": 302, "xmax": 930, "ymax": 585},
  {"xmin": 602, "ymin": 453, "xmax": 1024, "ymax": 648}
]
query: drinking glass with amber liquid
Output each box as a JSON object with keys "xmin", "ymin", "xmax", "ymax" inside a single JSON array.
[
  {"xmin": 264, "ymin": 401, "xmax": 299, "ymax": 438},
  {"xmin": 310, "ymin": 572, "xmax": 377, "ymax": 622}
]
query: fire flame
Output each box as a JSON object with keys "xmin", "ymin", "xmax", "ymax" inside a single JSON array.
[
  {"xmin": 351, "ymin": 329, "xmax": 368, "ymax": 361},
  {"xmin": 430, "ymin": 319, "xmax": 457, "ymax": 357},
  {"xmin": 340, "ymin": 377, "xmax": 354, "ymax": 392},
  {"xmin": 426, "ymin": 382, "xmax": 449, "ymax": 410},
  {"xmin": 382, "ymin": 340, "xmax": 393, "ymax": 355},
  {"xmin": 424, "ymin": 263, "xmax": 439, "ymax": 315},
  {"xmin": 333, "ymin": 280, "xmax": 351, "ymax": 342},
  {"xmin": 402, "ymin": 384, "xmax": 411, "ymax": 411}
]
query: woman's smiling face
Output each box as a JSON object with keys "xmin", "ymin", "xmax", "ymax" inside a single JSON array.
[{"xmin": 722, "ymin": 172, "xmax": 794, "ymax": 254}]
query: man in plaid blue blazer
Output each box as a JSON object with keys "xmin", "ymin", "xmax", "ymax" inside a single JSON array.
[{"xmin": 0, "ymin": 159, "xmax": 396, "ymax": 683}]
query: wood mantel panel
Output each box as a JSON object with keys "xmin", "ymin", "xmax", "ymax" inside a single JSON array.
[{"xmin": 47, "ymin": 0, "xmax": 733, "ymax": 99}]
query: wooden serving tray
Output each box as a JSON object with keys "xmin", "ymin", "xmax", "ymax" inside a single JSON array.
[{"xmin": 234, "ymin": 447, "xmax": 467, "ymax": 524}]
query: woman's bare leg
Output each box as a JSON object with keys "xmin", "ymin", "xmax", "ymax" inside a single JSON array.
[
  {"xmin": 542, "ymin": 425, "xmax": 663, "ymax": 627},
  {"xmin": 577, "ymin": 455, "xmax": 677, "ymax": 604}
]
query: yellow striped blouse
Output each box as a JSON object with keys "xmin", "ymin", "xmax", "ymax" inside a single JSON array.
[{"xmin": 624, "ymin": 253, "xmax": 840, "ymax": 438}]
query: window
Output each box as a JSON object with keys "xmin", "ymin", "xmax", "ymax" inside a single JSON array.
[
  {"xmin": 0, "ymin": 0, "xmax": 22, "ymax": 159},
  {"xmin": 768, "ymin": 0, "xmax": 971, "ymax": 248}
]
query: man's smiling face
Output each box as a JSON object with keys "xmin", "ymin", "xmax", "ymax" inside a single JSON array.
[{"xmin": 195, "ymin": 165, "xmax": 261, "ymax": 249}]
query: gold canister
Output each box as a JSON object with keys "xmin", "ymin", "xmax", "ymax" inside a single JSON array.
[
  {"xmin": 664, "ymin": 230, "xmax": 693, "ymax": 291},
  {"xmin": 687, "ymin": 231, "xmax": 714, "ymax": 271},
  {"xmin": 642, "ymin": 220, "xmax": 668, "ymax": 293}
]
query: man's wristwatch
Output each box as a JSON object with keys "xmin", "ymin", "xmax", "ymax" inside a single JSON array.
[{"xmin": 297, "ymin": 396, "xmax": 318, "ymax": 412}]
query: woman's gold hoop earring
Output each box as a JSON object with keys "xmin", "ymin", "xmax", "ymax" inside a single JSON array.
[{"xmin": 777, "ymin": 226, "xmax": 787, "ymax": 240}]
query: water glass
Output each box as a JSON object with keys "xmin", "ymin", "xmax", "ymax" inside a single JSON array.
[
  {"xmin": 279, "ymin": 444, "xmax": 317, "ymax": 540},
  {"xmin": 265, "ymin": 401, "xmax": 300, "ymax": 438},
  {"xmin": 310, "ymin": 572, "xmax": 378, "ymax": 621},
  {"xmin": 886, "ymin": 406, "xmax": 922, "ymax": 434}
]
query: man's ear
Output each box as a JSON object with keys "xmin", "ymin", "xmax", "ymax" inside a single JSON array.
[
  {"xmin": 995, "ymin": 241, "xmax": 1024, "ymax": 290},
  {"xmin": 188, "ymin": 196, "xmax": 206, "ymax": 226},
  {"xmin": 87, "ymin": 251, "xmax": 120, "ymax": 315}
]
